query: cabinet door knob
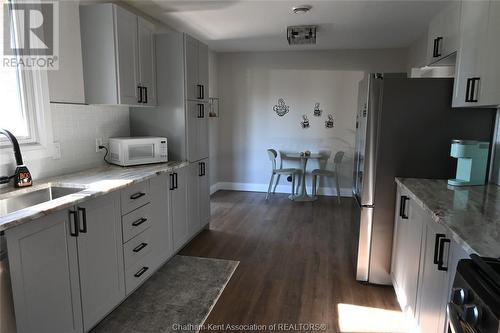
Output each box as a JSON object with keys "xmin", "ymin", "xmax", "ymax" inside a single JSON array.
[{"xmin": 132, "ymin": 217, "xmax": 147, "ymax": 227}]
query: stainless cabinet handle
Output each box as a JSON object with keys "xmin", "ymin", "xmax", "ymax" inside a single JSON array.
[
  {"xmin": 130, "ymin": 192, "xmax": 145, "ymax": 200},
  {"xmin": 132, "ymin": 242, "xmax": 148, "ymax": 253},
  {"xmin": 132, "ymin": 217, "xmax": 147, "ymax": 227},
  {"xmin": 77, "ymin": 207, "xmax": 87, "ymax": 233},
  {"xmin": 134, "ymin": 266, "xmax": 149, "ymax": 278}
]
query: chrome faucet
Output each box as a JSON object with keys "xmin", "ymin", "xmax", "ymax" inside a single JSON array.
[{"xmin": 0, "ymin": 129, "xmax": 32, "ymax": 188}]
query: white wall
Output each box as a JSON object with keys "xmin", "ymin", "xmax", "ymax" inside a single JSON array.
[{"xmin": 212, "ymin": 49, "xmax": 408, "ymax": 195}]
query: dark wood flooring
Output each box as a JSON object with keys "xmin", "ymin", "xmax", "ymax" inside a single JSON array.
[{"xmin": 180, "ymin": 191, "xmax": 401, "ymax": 332}]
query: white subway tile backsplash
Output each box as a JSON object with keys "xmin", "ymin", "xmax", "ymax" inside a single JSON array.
[{"xmin": 1, "ymin": 103, "xmax": 130, "ymax": 181}]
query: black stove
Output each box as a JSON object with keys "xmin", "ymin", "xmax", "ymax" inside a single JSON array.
[{"xmin": 448, "ymin": 255, "xmax": 500, "ymax": 333}]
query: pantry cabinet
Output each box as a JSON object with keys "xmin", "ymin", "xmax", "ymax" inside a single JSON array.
[
  {"xmin": 6, "ymin": 192, "xmax": 124, "ymax": 333},
  {"xmin": 80, "ymin": 3, "xmax": 156, "ymax": 106},
  {"xmin": 170, "ymin": 168, "xmax": 190, "ymax": 252},
  {"xmin": 187, "ymin": 159, "xmax": 210, "ymax": 238},
  {"xmin": 130, "ymin": 32, "xmax": 209, "ymax": 163},
  {"xmin": 453, "ymin": 0, "xmax": 500, "ymax": 107},
  {"xmin": 426, "ymin": 1, "xmax": 461, "ymax": 65},
  {"xmin": 185, "ymin": 35, "xmax": 209, "ymax": 102}
]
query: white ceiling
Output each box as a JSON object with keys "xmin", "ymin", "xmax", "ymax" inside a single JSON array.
[{"xmin": 125, "ymin": 0, "xmax": 451, "ymax": 52}]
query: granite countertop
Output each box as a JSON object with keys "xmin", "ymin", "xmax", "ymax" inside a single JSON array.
[
  {"xmin": 0, "ymin": 161, "xmax": 189, "ymax": 232},
  {"xmin": 395, "ymin": 178, "xmax": 500, "ymax": 257}
]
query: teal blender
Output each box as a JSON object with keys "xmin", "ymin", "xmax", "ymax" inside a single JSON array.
[{"xmin": 448, "ymin": 140, "xmax": 490, "ymax": 186}]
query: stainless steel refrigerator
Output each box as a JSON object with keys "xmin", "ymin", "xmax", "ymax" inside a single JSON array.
[{"xmin": 352, "ymin": 74, "xmax": 495, "ymax": 285}]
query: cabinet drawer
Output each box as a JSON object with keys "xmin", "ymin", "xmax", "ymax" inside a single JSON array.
[
  {"xmin": 121, "ymin": 181, "xmax": 150, "ymax": 214},
  {"xmin": 122, "ymin": 203, "xmax": 151, "ymax": 242},
  {"xmin": 125, "ymin": 253, "xmax": 154, "ymax": 295},
  {"xmin": 123, "ymin": 227, "xmax": 153, "ymax": 269}
]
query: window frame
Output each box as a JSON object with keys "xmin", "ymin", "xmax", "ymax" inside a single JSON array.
[{"xmin": 0, "ymin": 0, "xmax": 56, "ymax": 163}]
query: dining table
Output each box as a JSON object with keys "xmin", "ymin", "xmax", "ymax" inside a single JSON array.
[{"xmin": 283, "ymin": 152, "xmax": 322, "ymax": 202}]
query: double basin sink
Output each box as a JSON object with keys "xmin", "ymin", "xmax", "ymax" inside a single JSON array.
[{"xmin": 0, "ymin": 186, "xmax": 84, "ymax": 218}]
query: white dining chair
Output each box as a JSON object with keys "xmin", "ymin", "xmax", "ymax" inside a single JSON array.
[
  {"xmin": 311, "ymin": 151, "xmax": 344, "ymax": 203},
  {"xmin": 266, "ymin": 149, "xmax": 302, "ymax": 200}
]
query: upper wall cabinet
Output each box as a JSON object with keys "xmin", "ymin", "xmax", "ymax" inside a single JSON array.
[
  {"xmin": 453, "ymin": 0, "xmax": 500, "ymax": 107},
  {"xmin": 185, "ymin": 34, "xmax": 209, "ymax": 103},
  {"xmin": 427, "ymin": 1, "xmax": 461, "ymax": 66},
  {"xmin": 80, "ymin": 4, "xmax": 156, "ymax": 106},
  {"xmin": 47, "ymin": 1, "xmax": 85, "ymax": 104}
]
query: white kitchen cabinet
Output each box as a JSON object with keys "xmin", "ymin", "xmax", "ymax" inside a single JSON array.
[
  {"xmin": 76, "ymin": 192, "xmax": 125, "ymax": 331},
  {"xmin": 198, "ymin": 41, "xmax": 209, "ymax": 102},
  {"xmin": 115, "ymin": 5, "xmax": 139, "ymax": 106},
  {"xmin": 47, "ymin": 1, "xmax": 85, "ymax": 104},
  {"xmin": 392, "ymin": 183, "xmax": 473, "ymax": 333},
  {"xmin": 149, "ymin": 174, "xmax": 174, "ymax": 267},
  {"xmin": 80, "ymin": 3, "xmax": 156, "ymax": 106},
  {"xmin": 479, "ymin": 1, "xmax": 500, "ymax": 106},
  {"xmin": 198, "ymin": 160, "xmax": 210, "ymax": 228},
  {"xmin": 427, "ymin": 1, "xmax": 461, "ymax": 65},
  {"xmin": 6, "ymin": 210, "xmax": 83, "ymax": 333},
  {"xmin": 130, "ymin": 32, "xmax": 210, "ymax": 162},
  {"xmin": 138, "ymin": 17, "xmax": 156, "ymax": 106},
  {"xmin": 187, "ymin": 163, "xmax": 201, "ymax": 237},
  {"xmin": 452, "ymin": 1, "xmax": 489, "ymax": 107},
  {"xmin": 185, "ymin": 34, "xmax": 209, "ymax": 102},
  {"xmin": 187, "ymin": 160, "xmax": 210, "ymax": 239},
  {"xmin": 391, "ymin": 190, "xmax": 423, "ymax": 319},
  {"xmin": 453, "ymin": 0, "xmax": 500, "ymax": 107},
  {"xmin": 6, "ymin": 191, "xmax": 125, "ymax": 333},
  {"xmin": 416, "ymin": 219, "xmax": 451, "ymax": 333},
  {"xmin": 170, "ymin": 167, "xmax": 189, "ymax": 252},
  {"xmin": 186, "ymin": 101, "xmax": 209, "ymax": 162}
]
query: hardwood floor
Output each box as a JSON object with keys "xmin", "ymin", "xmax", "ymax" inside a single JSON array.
[{"xmin": 180, "ymin": 191, "xmax": 402, "ymax": 332}]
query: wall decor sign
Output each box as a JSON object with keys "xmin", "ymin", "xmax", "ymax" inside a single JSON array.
[
  {"xmin": 273, "ymin": 98, "xmax": 290, "ymax": 117},
  {"xmin": 325, "ymin": 114, "xmax": 334, "ymax": 128},
  {"xmin": 313, "ymin": 102, "xmax": 323, "ymax": 117},
  {"xmin": 301, "ymin": 115, "xmax": 310, "ymax": 129}
]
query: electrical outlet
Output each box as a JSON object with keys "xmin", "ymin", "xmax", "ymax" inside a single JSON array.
[{"xmin": 95, "ymin": 138, "xmax": 103, "ymax": 152}]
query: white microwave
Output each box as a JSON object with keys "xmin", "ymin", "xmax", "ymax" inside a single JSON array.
[{"xmin": 108, "ymin": 137, "xmax": 168, "ymax": 166}]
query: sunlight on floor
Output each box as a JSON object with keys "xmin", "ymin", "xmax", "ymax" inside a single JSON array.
[{"xmin": 337, "ymin": 303, "xmax": 412, "ymax": 333}]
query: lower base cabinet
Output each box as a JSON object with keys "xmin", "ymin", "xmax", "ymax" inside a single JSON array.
[
  {"xmin": 6, "ymin": 192, "xmax": 124, "ymax": 333},
  {"xmin": 6, "ymin": 164, "xmax": 208, "ymax": 332},
  {"xmin": 392, "ymin": 183, "xmax": 470, "ymax": 333},
  {"xmin": 6, "ymin": 210, "xmax": 84, "ymax": 333},
  {"xmin": 171, "ymin": 167, "xmax": 189, "ymax": 252},
  {"xmin": 77, "ymin": 192, "xmax": 125, "ymax": 330}
]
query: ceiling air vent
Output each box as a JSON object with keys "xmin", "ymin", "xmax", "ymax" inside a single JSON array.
[{"xmin": 287, "ymin": 25, "xmax": 317, "ymax": 45}]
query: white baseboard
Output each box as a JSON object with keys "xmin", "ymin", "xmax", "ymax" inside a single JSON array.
[{"xmin": 210, "ymin": 182, "xmax": 352, "ymax": 197}]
